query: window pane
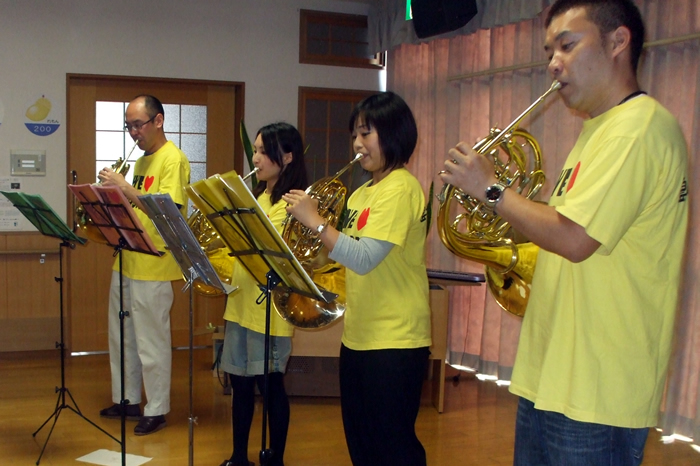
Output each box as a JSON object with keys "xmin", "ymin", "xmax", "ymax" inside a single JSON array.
[
  {"xmin": 333, "ymin": 42, "xmax": 355, "ymax": 58},
  {"xmin": 96, "ymin": 131, "xmax": 127, "ymax": 162},
  {"xmin": 163, "ymin": 104, "xmax": 180, "ymax": 132},
  {"xmin": 305, "ymin": 130, "xmax": 328, "ymax": 181},
  {"xmin": 331, "ymin": 25, "xmax": 358, "ymax": 42},
  {"xmin": 97, "ymin": 101, "xmax": 206, "ymax": 197},
  {"xmin": 330, "ymin": 101, "xmax": 352, "ymax": 130},
  {"xmin": 308, "ymin": 22, "xmax": 329, "ymax": 39},
  {"xmin": 300, "ymin": 10, "xmax": 382, "ymax": 69},
  {"xmin": 181, "ymin": 105, "xmax": 207, "ymax": 133},
  {"xmin": 165, "ymin": 133, "xmax": 181, "ymax": 147},
  {"xmin": 329, "ymin": 136, "xmax": 352, "ymax": 172},
  {"xmin": 306, "ymin": 100, "xmax": 328, "ymax": 130},
  {"xmin": 181, "ymin": 134, "xmax": 207, "ymax": 162},
  {"xmin": 190, "ymin": 162, "xmax": 206, "ymax": 185},
  {"xmin": 308, "ymin": 39, "xmax": 329, "ymax": 56},
  {"xmin": 96, "ymin": 102, "xmax": 126, "ymax": 131}
]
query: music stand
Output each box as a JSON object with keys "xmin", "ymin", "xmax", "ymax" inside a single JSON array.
[
  {"xmin": 139, "ymin": 193, "xmax": 237, "ymax": 466},
  {"xmin": 0, "ymin": 190, "xmax": 119, "ymax": 465},
  {"xmin": 186, "ymin": 171, "xmax": 335, "ymax": 466},
  {"xmin": 69, "ymin": 183, "xmax": 162, "ymax": 466}
]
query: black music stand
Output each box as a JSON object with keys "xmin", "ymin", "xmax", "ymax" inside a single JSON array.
[
  {"xmin": 69, "ymin": 183, "xmax": 163, "ymax": 466},
  {"xmin": 140, "ymin": 193, "xmax": 237, "ymax": 466},
  {"xmin": 0, "ymin": 191, "xmax": 119, "ymax": 466},
  {"xmin": 187, "ymin": 171, "xmax": 335, "ymax": 466}
]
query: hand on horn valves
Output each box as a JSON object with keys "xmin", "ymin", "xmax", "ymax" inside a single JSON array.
[
  {"xmin": 98, "ymin": 167, "xmax": 126, "ymax": 187},
  {"xmin": 439, "ymin": 142, "xmax": 498, "ymax": 203},
  {"xmin": 283, "ymin": 189, "xmax": 323, "ymax": 229}
]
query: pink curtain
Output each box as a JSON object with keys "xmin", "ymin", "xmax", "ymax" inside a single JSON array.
[{"xmin": 389, "ymin": 0, "xmax": 700, "ymax": 439}]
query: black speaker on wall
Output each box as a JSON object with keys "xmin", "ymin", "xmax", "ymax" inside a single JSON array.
[{"xmin": 411, "ymin": 0, "xmax": 478, "ymax": 39}]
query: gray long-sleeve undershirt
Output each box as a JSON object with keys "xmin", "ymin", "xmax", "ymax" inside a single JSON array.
[{"xmin": 328, "ymin": 233, "xmax": 393, "ymax": 275}]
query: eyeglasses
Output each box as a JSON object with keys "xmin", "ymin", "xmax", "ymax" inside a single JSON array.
[{"xmin": 124, "ymin": 115, "xmax": 156, "ymax": 132}]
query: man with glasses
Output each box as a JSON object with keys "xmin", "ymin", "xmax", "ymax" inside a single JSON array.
[{"xmin": 97, "ymin": 94, "xmax": 191, "ymax": 435}]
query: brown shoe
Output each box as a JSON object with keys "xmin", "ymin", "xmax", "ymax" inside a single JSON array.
[
  {"xmin": 99, "ymin": 403, "xmax": 141, "ymax": 421},
  {"xmin": 134, "ymin": 415, "xmax": 166, "ymax": 436}
]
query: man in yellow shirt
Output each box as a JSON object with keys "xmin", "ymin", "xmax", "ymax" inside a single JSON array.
[
  {"xmin": 440, "ymin": 1, "xmax": 688, "ymax": 464},
  {"xmin": 98, "ymin": 95, "xmax": 191, "ymax": 436}
]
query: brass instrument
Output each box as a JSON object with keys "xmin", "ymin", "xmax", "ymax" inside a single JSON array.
[
  {"xmin": 187, "ymin": 168, "xmax": 258, "ymax": 296},
  {"xmin": 437, "ymin": 81, "xmax": 561, "ymax": 317},
  {"xmin": 272, "ymin": 153, "xmax": 363, "ymax": 328},
  {"xmin": 74, "ymin": 140, "xmax": 140, "ymax": 243}
]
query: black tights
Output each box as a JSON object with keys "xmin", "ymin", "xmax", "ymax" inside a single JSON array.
[{"xmin": 228, "ymin": 372, "xmax": 289, "ymax": 466}]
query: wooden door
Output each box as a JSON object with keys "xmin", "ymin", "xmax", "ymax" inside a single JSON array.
[{"xmin": 66, "ymin": 74, "xmax": 245, "ymax": 352}]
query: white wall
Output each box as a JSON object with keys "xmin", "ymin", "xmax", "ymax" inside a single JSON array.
[{"xmin": 0, "ymin": 0, "xmax": 382, "ymax": 230}]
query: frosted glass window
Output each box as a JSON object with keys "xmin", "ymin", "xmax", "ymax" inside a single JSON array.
[
  {"xmin": 163, "ymin": 104, "xmax": 181, "ymax": 133},
  {"xmin": 190, "ymin": 164, "xmax": 206, "ymax": 191},
  {"xmin": 95, "ymin": 101, "xmax": 208, "ymax": 202},
  {"xmin": 166, "ymin": 133, "xmax": 181, "ymax": 147},
  {"xmin": 181, "ymin": 134, "xmax": 206, "ymax": 162},
  {"xmin": 96, "ymin": 102, "xmax": 126, "ymax": 131},
  {"xmin": 182, "ymin": 105, "xmax": 207, "ymax": 133}
]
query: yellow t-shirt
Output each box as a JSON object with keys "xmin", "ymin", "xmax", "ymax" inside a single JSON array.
[
  {"xmin": 223, "ymin": 192, "xmax": 294, "ymax": 337},
  {"xmin": 112, "ymin": 140, "xmax": 191, "ymax": 281},
  {"xmin": 340, "ymin": 168, "xmax": 431, "ymax": 350},
  {"xmin": 510, "ymin": 96, "xmax": 689, "ymax": 428}
]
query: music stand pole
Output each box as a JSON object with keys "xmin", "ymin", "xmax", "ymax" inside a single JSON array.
[
  {"xmin": 137, "ymin": 193, "xmax": 235, "ymax": 466},
  {"xmin": 32, "ymin": 240, "xmax": 119, "ymax": 465},
  {"xmin": 184, "ymin": 172, "xmax": 336, "ymax": 466},
  {"xmin": 68, "ymin": 183, "xmax": 164, "ymax": 466},
  {"xmin": 115, "ymin": 240, "xmax": 129, "ymax": 466},
  {"xmin": 188, "ymin": 278, "xmax": 195, "ymax": 466},
  {"xmin": 259, "ymin": 270, "xmax": 282, "ymax": 466}
]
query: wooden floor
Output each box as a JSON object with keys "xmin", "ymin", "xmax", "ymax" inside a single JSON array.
[{"xmin": 1, "ymin": 348, "xmax": 697, "ymax": 465}]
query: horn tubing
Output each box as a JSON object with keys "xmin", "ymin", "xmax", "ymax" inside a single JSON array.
[
  {"xmin": 478, "ymin": 80, "xmax": 561, "ymax": 155},
  {"xmin": 114, "ymin": 139, "xmax": 140, "ymax": 175},
  {"xmin": 306, "ymin": 153, "xmax": 363, "ymax": 195},
  {"xmin": 242, "ymin": 167, "xmax": 260, "ymax": 181}
]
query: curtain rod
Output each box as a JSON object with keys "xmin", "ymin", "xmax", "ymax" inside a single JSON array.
[{"xmin": 447, "ymin": 32, "xmax": 700, "ymax": 83}]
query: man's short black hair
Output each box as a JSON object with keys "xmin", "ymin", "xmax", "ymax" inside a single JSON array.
[
  {"xmin": 133, "ymin": 94, "xmax": 165, "ymax": 119},
  {"xmin": 545, "ymin": 0, "xmax": 645, "ymax": 71}
]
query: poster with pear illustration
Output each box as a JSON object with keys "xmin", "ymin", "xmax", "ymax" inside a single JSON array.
[{"xmin": 24, "ymin": 94, "xmax": 60, "ymax": 136}]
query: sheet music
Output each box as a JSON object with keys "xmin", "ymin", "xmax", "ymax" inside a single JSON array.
[
  {"xmin": 68, "ymin": 183, "xmax": 161, "ymax": 255},
  {"xmin": 140, "ymin": 193, "xmax": 236, "ymax": 295},
  {"xmin": 186, "ymin": 170, "xmax": 334, "ymax": 303}
]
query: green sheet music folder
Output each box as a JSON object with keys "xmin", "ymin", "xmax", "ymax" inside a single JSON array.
[{"xmin": 0, "ymin": 191, "xmax": 87, "ymax": 244}]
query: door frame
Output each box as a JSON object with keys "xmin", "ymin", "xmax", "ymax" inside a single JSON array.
[{"xmin": 65, "ymin": 74, "xmax": 245, "ymax": 352}]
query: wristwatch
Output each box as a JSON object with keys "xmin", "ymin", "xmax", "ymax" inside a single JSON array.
[
  {"xmin": 484, "ymin": 182, "xmax": 508, "ymax": 209},
  {"xmin": 315, "ymin": 220, "xmax": 329, "ymax": 235}
]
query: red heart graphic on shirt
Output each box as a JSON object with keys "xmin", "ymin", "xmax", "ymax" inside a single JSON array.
[
  {"xmin": 144, "ymin": 175, "xmax": 154, "ymax": 191},
  {"xmin": 357, "ymin": 208, "xmax": 370, "ymax": 230},
  {"xmin": 567, "ymin": 162, "xmax": 581, "ymax": 192}
]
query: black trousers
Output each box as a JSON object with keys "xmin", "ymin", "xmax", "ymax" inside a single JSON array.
[{"xmin": 339, "ymin": 344, "xmax": 429, "ymax": 466}]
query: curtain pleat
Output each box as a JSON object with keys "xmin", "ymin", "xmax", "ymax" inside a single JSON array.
[{"xmin": 388, "ymin": 0, "xmax": 700, "ymax": 444}]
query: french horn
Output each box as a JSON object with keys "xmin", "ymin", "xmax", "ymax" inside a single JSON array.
[
  {"xmin": 437, "ymin": 81, "xmax": 561, "ymax": 317},
  {"xmin": 74, "ymin": 140, "xmax": 140, "ymax": 243},
  {"xmin": 272, "ymin": 153, "xmax": 363, "ymax": 328}
]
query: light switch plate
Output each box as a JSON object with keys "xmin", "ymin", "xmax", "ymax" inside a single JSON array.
[{"xmin": 11, "ymin": 149, "xmax": 46, "ymax": 176}]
